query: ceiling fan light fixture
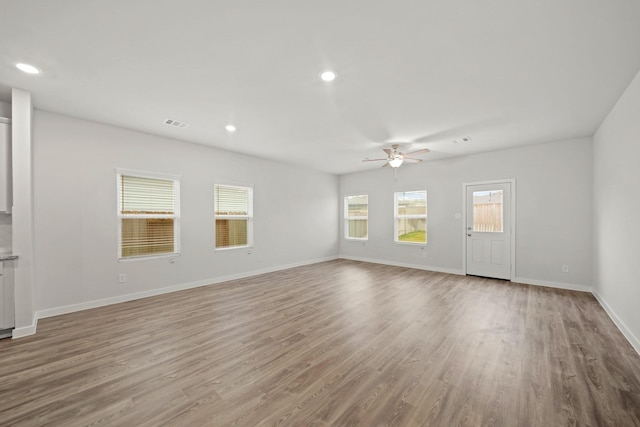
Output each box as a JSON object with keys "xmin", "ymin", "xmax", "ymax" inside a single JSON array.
[
  {"xmin": 363, "ymin": 144, "xmax": 429, "ymax": 168},
  {"xmin": 388, "ymin": 157, "xmax": 404, "ymax": 168}
]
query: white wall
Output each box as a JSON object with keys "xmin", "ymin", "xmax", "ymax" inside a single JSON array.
[
  {"xmin": 0, "ymin": 101, "xmax": 11, "ymax": 118},
  {"xmin": 0, "ymin": 214, "xmax": 11, "ymax": 249},
  {"xmin": 0, "ymin": 100, "xmax": 12, "ymax": 249},
  {"xmin": 593, "ymin": 69, "xmax": 640, "ymax": 352},
  {"xmin": 339, "ymin": 138, "xmax": 593, "ymax": 290},
  {"xmin": 31, "ymin": 111, "xmax": 338, "ymax": 314}
]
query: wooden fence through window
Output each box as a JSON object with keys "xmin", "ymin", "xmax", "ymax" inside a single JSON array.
[{"xmin": 473, "ymin": 203, "xmax": 503, "ymax": 232}]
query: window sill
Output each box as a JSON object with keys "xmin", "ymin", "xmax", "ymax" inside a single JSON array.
[
  {"xmin": 394, "ymin": 241, "xmax": 427, "ymax": 246},
  {"xmin": 215, "ymin": 245, "xmax": 253, "ymax": 252},
  {"xmin": 118, "ymin": 253, "xmax": 181, "ymax": 262}
]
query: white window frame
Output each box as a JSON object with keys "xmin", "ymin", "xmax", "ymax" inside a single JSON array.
[
  {"xmin": 344, "ymin": 194, "xmax": 368, "ymax": 240},
  {"xmin": 214, "ymin": 183, "xmax": 254, "ymax": 250},
  {"xmin": 116, "ymin": 168, "xmax": 181, "ymax": 261},
  {"xmin": 394, "ymin": 190, "xmax": 427, "ymax": 245}
]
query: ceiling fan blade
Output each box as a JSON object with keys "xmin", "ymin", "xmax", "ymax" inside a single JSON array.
[
  {"xmin": 382, "ymin": 148, "xmax": 392, "ymax": 156},
  {"xmin": 404, "ymin": 148, "xmax": 430, "ymax": 156},
  {"xmin": 362, "ymin": 158, "xmax": 388, "ymax": 162},
  {"xmin": 382, "ymin": 162, "xmax": 391, "ymax": 167},
  {"xmin": 403, "ymin": 158, "xmax": 423, "ymax": 163}
]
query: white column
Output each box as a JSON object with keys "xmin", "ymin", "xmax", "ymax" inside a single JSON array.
[{"xmin": 11, "ymin": 88, "xmax": 36, "ymax": 337}]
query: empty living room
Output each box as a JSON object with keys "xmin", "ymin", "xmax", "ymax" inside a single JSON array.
[{"xmin": 1, "ymin": 1, "xmax": 640, "ymax": 426}]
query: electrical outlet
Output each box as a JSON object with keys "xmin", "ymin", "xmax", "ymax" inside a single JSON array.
[
  {"xmin": 119, "ymin": 273, "xmax": 127, "ymax": 283},
  {"xmin": 561, "ymin": 265, "xmax": 569, "ymax": 273}
]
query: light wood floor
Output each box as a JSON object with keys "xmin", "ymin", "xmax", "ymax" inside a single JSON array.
[{"xmin": 1, "ymin": 260, "xmax": 640, "ymax": 426}]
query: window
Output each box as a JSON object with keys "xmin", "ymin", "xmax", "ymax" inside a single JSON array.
[
  {"xmin": 394, "ymin": 190, "xmax": 427, "ymax": 244},
  {"xmin": 472, "ymin": 190, "xmax": 503, "ymax": 232},
  {"xmin": 215, "ymin": 184, "xmax": 253, "ymax": 249},
  {"xmin": 117, "ymin": 170, "xmax": 180, "ymax": 259},
  {"xmin": 345, "ymin": 195, "xmax": 368, "ymax": 239}
]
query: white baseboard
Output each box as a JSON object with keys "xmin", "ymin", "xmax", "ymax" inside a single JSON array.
[
  {"xmin": 512, "ymin": 276, "xmax": 592, "ymax": 293},
  {"xmin": 592, "ymin": 290, "xmax": 640, "ymax": 356},
  {"xmin": 14, "ymin": 256, "xmax": 338, "ymax": 338},
  {"xmin": 339, "ymin": 255, "xmax": 465, "ymax": 276},
  {"xmin": 12, "ymin": 313, "xmax": 38, "ymax": 339}
]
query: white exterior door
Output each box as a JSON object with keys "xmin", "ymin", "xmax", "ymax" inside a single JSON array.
[{"xmin": 465, "ymin": 182, "xmax": 512, "ymax": 280}]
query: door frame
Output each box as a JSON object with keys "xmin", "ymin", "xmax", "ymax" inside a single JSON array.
[{"xmin": 462, "ymin": 179, "xmax": 516, "ymax": 279}]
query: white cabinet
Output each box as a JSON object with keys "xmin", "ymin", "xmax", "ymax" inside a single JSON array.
[
  {"xmin": 0, "ymin": 118, "xmax": 12, "ymax": 213},
  {"xmin": 0, "ymin": 261, "xmax": 15, "ymax": 333}
]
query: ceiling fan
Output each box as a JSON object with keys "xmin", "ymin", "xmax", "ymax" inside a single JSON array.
[{"xmin": 362, "ymin": 144, "xmax": 430, "ymax": 168}]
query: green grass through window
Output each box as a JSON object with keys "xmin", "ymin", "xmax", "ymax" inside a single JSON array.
[{"xmin": 398, "ymin": 230, "xmax": 426, "ymax": 242}]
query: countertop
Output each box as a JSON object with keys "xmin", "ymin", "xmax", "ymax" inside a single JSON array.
[{"xmin": 0, "ymin": 253, "xmax": 17, "ymax": 261}]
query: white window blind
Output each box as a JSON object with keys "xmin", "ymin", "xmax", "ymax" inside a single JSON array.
[
  {"xmin": 117, "ymin": 171, "xmax": 180, "ymax": 259},
  {"xmin": 394, "ymin": 190, "xmax": 427, "ymax": 244},
  {"xmin": 345, "ymin": 195, "xmax": 368, "ymax": 239},
  {"xmin": 214, "ymin": 184, "xmax": 253, "ymax": 249}
]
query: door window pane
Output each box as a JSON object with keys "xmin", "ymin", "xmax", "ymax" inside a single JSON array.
[{"xmin": 472, "ymin": 190, "xmax": 503, "ymax": 232}]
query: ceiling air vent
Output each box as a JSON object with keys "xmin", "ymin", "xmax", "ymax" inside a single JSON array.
[
  {"xmin": 164, "ymin": 118, "xmax": 190, "ymax": 128},
  {"xmin": 453, "ymin": 136, "xmax": 472, "ymax": 144}
]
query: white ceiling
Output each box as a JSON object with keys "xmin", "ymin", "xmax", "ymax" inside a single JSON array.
[{"xmin": 1, "ymin": 0, "xmax": 640, "ymax": 175}]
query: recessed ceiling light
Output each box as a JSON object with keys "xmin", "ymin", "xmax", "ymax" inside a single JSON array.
[
  {"xmin": 320, "ymin": 71, "xmax": 336, "ymax": 82},
  {"xmin": 225, "ymin": 124, "xmax": 236, "ymax": 132},
  {"xmin": 16, "ymin": 63, "xmax": 40, "ymax": 74}
]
